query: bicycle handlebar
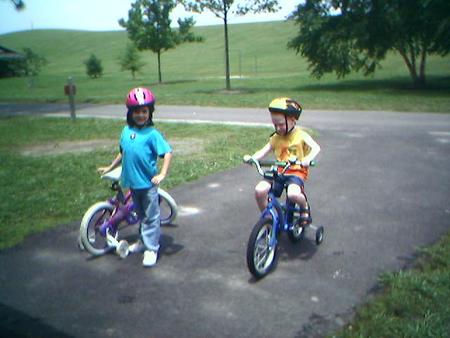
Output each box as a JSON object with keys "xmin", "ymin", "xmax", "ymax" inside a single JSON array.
[
  {"xmin": 243, "ymin": 155, "xmax": 315, "ymax": 177},
  {"xmin": 101, "ymin": 166, "xmax": 122, "ymax": 182}
]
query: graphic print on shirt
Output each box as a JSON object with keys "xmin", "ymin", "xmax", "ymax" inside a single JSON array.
[{"xmin": 270, "ymin": 128, "xmax": 312, "ymax": 180}]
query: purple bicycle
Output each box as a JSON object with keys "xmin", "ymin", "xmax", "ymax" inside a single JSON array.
[{"xmin": 78, "ymin": 166, "xmax": 177, "ymax": 258}]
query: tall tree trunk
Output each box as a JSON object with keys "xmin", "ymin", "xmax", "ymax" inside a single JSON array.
[
  {"xmin": 223, "ymin": 11, "xmax": 231, "ymax": 90},
  {"xmin": 418, "ymin": 48, "xmax": 427, "ymax": 87},
  {"xmin": 157, "ymin": 50, "xmax": 162, "ymax": 83},
  {"xmin": 408, "ymin": 43, "xmax": 417, "ymax": 78},
  {"xmin": 398, "ymin": 48, "xmax": 421, "ymax": 87}
]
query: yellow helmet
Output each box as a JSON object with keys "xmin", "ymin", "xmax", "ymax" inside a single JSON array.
[{"xmin": 268, "ymin": 97, "xmax": 303, "ymax": 120}]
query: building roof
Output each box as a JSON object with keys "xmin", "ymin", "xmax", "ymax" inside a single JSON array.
[{"xmin": 0, "ymin": 45, "xmax": 24, "ymax": 59}]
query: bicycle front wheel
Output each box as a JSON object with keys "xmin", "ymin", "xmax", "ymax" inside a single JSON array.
[
  {"xmin": 79, "ymin": 201, "xmax": 115, "ymax": 256},
  {"xmin": 158, "ymin": 188, "xmax": 178, "ymax": 225},
  {"xmin": 246, "ymin": 217, "xmax": 278, "ymax": 279}
]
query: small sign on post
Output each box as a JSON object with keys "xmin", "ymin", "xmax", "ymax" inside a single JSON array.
[{"xmin": 64, "ymin": 76, "xmax": 76, "ymax": 119}]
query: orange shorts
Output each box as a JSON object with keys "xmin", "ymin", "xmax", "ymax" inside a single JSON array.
[{"xmin": 277, "ymin": 167, "xmax": 308, "ymax": 181}]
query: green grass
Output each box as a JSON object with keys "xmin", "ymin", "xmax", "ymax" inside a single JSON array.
[
  {"xmin": 0, "ymin": 21, "xmax": 449, "ymax": 112},
  {"xmin": 333, "ymin": 234, "xmax": 450, "ymax": 338},
  {"xmin": 0, "ymin": 116, "xmax": 270, "ymax": 249}
]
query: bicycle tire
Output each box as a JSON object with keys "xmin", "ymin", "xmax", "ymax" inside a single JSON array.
[
  {"xmin": 315, "ymin": 226, "xmax": 324, "ymax": 245},
  {"xmin": 79, "ymin": 201, "xmax": 115, "ymax": 256},
  {"xmin": 288, "ymin": 206, "xmax": 306, "ymax": 243},
  {"xmin": 246, "ymin": 217, "xmax": 278, "ymax": 279},
  {"xmin": 158, "ymin": 188, "xmax": 178, "ymax": 225}
]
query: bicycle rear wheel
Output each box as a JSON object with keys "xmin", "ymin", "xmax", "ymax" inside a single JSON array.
[
  {"xmin": 158, "ymin": 188, "xmax": 178, "ymax": 225},
  {"xmin": 79, "ymin": 201, "xmax": 115, "ymax": 256},
  {"xmin": 246, "ymin": 217, "xmax": 278, "ymax": 279},
  {"xmin": 288, "ymin": 206, "xmax": 306, "ymax": 243}
]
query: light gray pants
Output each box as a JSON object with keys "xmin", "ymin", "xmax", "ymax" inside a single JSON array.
[{"xmin": 131, "ymin": 186, "xmax": 160, "ymax": 252}]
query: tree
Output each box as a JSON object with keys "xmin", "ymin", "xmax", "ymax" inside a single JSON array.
[
  {"xmin": 181, "ymin": 0, "xmax": 280, "ymax": 90},
  {"xmin": 119, "ymin": 0, "xmax": 202, "ymax": 83},
  {"xmin": 288, "ymin": 0, "xmax": 450, "ymax": 88},
  {"xmin": 84, "ymin": 54, "xmax": 103, "ymax": 78},
  {"xmin": 2, "ymin": 0, "xmax": 24, "ymax": 10},
  {"xmin": 21, "ymin": 47, "xmax": 47, "ymax": 87},
  {"xmin": 119, "ymin": 43, "xmax": 146, "ymax": 79},
  {"xmin": 22, "ymin": 48, "xmax": 47, "ymax": 77}
]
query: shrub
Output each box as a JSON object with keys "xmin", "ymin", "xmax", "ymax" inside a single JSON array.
[{"xmin": 84, "ymin": 54, "xmax": 103, "ymax": 78}]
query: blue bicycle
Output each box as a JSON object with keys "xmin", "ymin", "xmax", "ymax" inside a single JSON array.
[{"xmin": 243, "ymin": 155, "xmax": 324, "ymax": 279}]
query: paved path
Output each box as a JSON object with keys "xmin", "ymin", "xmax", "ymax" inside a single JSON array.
[{"xmin": 1, "ymin": 104, "xmax": 449, "ymax": 337}]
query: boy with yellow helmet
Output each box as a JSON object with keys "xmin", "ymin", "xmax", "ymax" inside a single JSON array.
[{"xmin": 247, "ymin": 97, "xmax": 321, "ymax": 224}]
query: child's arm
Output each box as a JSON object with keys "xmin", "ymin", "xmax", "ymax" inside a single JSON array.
[
  {"xmin": 151, "ymin": 152, "xmax": 172, "ymax": 185},
  {"xmin": 251, "ymin": 142, "xmax": 273, "ymax": 161},
  {"xmin": 98, "ymin": 152, "xmax": 122, "ymax": 175},
  {"xmin": 302, "ymin": 134, "xmax": 320, "ymax": 166}
]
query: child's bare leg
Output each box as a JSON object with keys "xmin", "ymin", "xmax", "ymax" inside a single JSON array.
[
  {"xmin": 255, "ymin": 180, "xmax": 271, "ymax": 211},
  {"xmin": 287, "ymin": 184, "xmax": 309, "ymax": 224}
]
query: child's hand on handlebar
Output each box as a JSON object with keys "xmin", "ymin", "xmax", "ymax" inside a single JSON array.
[
  {"xmin": 97, "ymin": 166, "xmax": 112, "ymax": 175},
  {"xmin": 243, "ymin": 154, "xmax": 257, "ymax": 165},
  {"xmin": 151, "ymin": 173, "xmax": 165, "ymax": 185},
  {"xmin": 300, "ymin": 160, "xmax": 310, "ymax": 167},
  {"xmin": 300, "ymin": 159, "xmax": 316, "ymax": 167}
]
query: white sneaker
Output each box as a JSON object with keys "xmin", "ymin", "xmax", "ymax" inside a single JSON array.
[
  {"xmin": 129, "ymin": 240, "xmax": 145, "ymax": 253},
  {"xmin": 143, "ymin": 250, "xmax": 157, "ymax": 267}
]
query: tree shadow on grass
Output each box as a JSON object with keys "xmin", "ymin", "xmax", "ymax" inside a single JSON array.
[
  {"xmin": 149, "ymin": 79, "xmax": 199, "ymax": 86},
  {"xmin": 195, "ymin": 76, "xmax": 450, "ymax": 96},
  {"xmin": 194, "ymin": 88, "xmax": 258, "ymax": 95},
  {"xmin": 294, "ymin": 76, "xmax": 450, "ymax": 93}
]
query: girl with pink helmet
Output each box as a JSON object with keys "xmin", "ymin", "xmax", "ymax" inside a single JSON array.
[{"xmin": 98, "ymin": 87, "xmax": 173, "ymax": 267}]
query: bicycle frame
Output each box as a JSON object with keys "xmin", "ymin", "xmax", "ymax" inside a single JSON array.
[
  {"xmin": 99, "ymin": 184, "xmax": 139, "ymax": 237},
  {"xmin": 261, "ymin": 181, "xmax": 303, "ymax": 248}
]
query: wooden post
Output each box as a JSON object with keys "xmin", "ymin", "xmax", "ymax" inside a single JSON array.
[{"xmin": 64, "ymin": 77, "xmax": 76, "ymax": 119}]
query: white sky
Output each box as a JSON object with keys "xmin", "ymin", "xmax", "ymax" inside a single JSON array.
[{"xmin": 0, "ymin": 0, "xmax": 299, "ymax": 35}]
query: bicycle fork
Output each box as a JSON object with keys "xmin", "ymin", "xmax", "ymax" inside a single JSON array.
[
  {"xmin": 261, "ymin": 197, "xmax": 285, "ymax": 249},
  {"xmin": 98, "ymin": 203, "xmax": 132, "ymax": 259}
]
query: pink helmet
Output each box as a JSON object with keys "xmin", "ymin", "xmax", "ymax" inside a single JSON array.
[
  {"xmin": 126, "ymin": 87, "xmax": 155, "ymax": 109},
  {"xmin": 126, "ymin": 87, "xmax": 156, "ymax": 127}
]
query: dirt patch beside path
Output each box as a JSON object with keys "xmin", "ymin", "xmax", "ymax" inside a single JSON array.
[
  {"xmin": 20, "ymin": 139, "xmax": 116, "ymax": 157},
  {"xmin": 20, "ymin": 138, "xmax": 205, "ymax": 157}
]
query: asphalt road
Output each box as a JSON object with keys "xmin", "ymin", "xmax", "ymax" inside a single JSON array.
[{"xmin": 1, "ymin": 104, "xmax": 449, "ymax": 337}]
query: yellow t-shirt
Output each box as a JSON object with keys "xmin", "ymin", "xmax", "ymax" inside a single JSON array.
[{"xmin": 270, "ymin": 127, "xmax": 312, "ymax": 180}]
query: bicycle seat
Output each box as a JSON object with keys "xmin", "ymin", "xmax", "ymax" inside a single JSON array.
[{"xmin": 101, "ymin": 166, "xmax": 122, "ymax": 182}]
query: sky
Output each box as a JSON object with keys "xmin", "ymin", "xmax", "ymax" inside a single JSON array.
[{"xmin": 0, "ymin": 0, "xmax": 299, "ymax": 35}]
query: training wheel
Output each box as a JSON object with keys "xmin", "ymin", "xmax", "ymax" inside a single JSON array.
[
  {"xmin": 116, "ymin": 240, "xmax": 130, "ymax": 259},
  {"xmin": 77, "ymin": 236, "xmax": 85, "ymax": 251},
  {"xmin": 315, "ymin": 226, "xmax": 324, "ymax": 245}
]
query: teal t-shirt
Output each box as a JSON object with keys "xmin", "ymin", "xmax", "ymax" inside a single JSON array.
[{"xmin": 120, "ymin": 126, "xmax": 172, "ymax": 189}]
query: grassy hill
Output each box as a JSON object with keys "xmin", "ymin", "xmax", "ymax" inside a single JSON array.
[{"xmin": 0, "ymin": 21, "xmax": 449, "ymax": 111}]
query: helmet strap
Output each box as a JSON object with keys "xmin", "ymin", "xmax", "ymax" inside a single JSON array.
[
  {"xmin": 285, "ymin": 115, "xmax": 295, "ymax": 135},
  {"xmin": 285, "ymin": 116, "xmax": 288, "ymax": 135},
  {"xmin": 273, "ymin": 115, "xmax": 295, "ymax": 136}
]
